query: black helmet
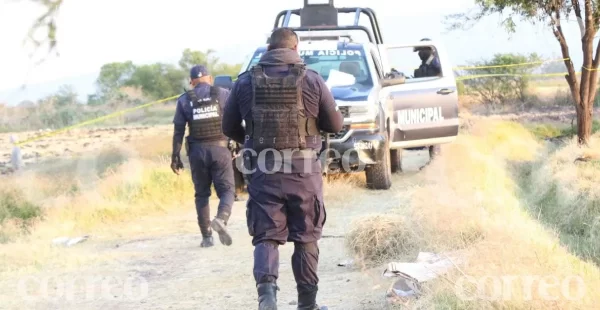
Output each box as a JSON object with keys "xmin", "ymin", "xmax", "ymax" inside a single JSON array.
[{"xmin": 414, "ymin": 38, "xmax": 432, "ymax": 52}]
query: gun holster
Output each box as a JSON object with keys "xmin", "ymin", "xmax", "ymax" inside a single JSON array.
[
  {"xmin": 241, "ymin": 150, "xmax": 256, "ymax": 184},
  {"xmin": 184, "ymin": 140, "xmax": 190, "ymax": 156}
]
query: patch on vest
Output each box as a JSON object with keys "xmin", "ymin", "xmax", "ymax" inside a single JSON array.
[
  {"xmin": 398, "ymin": 107, "xmax": 444, "ymax": 125},
  {"xmin": 193, "ymin": 103, "xmax": 220, "ymax": 120},
  {"xmin": 190, "ymin": 97, "xmax": 212, "ymax": 106}
]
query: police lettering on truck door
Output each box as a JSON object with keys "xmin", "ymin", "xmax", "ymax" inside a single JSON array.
[
  {"xmin": 191, "ymin": 97, "xmax": 220, "ymax": 120},
  {"xmin": 398, "ymin": 107, "xmax": 444, "ymax": 125}
]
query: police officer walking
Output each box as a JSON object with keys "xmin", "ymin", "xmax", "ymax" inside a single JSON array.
[
  {"xmin": 171, "ymin": 64, "xmax": 235, "ymax": 248},
  {"xmin": 222, "ymin": 28, "xmax": 343, "ymax": 310},
  {"xmin": 413, "ymin": 37, "xmax": 442, "ymax": 166}
]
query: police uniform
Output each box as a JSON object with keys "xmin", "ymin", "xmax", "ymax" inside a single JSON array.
[
  {"xmin": 413, "ymin": 38, "xmax": 442, "ymax": 162},
  {"xmin": 222, "ymin": 48, "xmax": 343, "ymax": 309},
  {"xmin": 172, "ymin": 65, "xmax": 235, "ymax": 248}
]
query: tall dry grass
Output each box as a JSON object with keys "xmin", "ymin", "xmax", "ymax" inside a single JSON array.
[
  {"xmin": 346, "ymin": 120, "xmax": 600, "ymax": 309},
  {"xmin": 0, "ymin": 134, "xmax": 196, "ymax": 274},
  {"xmin": 519, "ymin": 133, "xmax": 600, "ymax": 266}
]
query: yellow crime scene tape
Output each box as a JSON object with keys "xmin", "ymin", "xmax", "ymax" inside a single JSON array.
[
  {"xmin": 456, "ymin": 71, "xmax": 583, "ymax": 81},
  {"xmin": 15, "ymin": 94, "xmax": 180, "ymax": 147},
  {"xmin": 12, "ymin": 57, "xmax": 591, "ymax": 147},
  {"xmin": 452, "ymin": 58, "xmax": 570, "ymax": 71}
]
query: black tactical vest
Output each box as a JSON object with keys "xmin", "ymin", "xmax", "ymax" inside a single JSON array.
[
  {"xmin": 245, "ymin": 64, "xmax": 320, "ymax": 153},
  {"xmin": 187, "ymin": 86, "xmax": 225, "ymax": 141},
  {"xmin": 414, "ymin": 59, "xmax": 441, "ymax": 78}
]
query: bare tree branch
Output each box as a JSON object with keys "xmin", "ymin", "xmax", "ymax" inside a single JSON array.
[
  {"xmin": 573, "ymin": 0, "xmax": 586, "ymax": 38},
  {"xmin": 551, "ymin": 7, "xmax": 582, "ymax": 106},
  {"xmin": 578, "ymin": 0, "xmax": 595, "ymax": 108},
  {"xmin": 25, "ymin": 0, "xmax": 63, "ymax": 64}
]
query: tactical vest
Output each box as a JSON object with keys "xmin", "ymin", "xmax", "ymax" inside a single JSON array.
[
  {"xmin": 187, "ymin": 86, "xmax": 225, "ymax": 141},
  {"xmin": 414, "ymin": 64, "xmax": 436, "ymax": 78},
  {"xmin": 414, "ymin": 55, "xmax": 440, "ymax": 78},
  {"xmin": 245, "ymin": 64, "xmax": 320, "ymax": 153}
]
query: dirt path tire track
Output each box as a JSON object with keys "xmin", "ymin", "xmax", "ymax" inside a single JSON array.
[{"xmin": 0, "ymin": 151, "xmax": 430, "ymax": 310}]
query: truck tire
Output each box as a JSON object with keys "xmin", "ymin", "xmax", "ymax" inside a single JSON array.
[
  {"xmin": 365, "ymin": 132, "xmax": 392, "ymax": 190},
  {"xmin": 390, "ymin": 148, "xmax": 403, "ymax": 173}
]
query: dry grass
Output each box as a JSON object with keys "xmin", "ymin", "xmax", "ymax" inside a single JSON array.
[
  {"xmin": 345, "ymin": 119, "xmax": 600, "ymax": 309},
  {"xmin": 0, "ymin": 134, "xmax": 196, "ymax": 274},
  {"xmin": 346, "ymin": 214, "xmax": 420, "ymax": 264},
  {"xmin": 520, "ymin": 133, "xmax": 600, "ymax": 266}
]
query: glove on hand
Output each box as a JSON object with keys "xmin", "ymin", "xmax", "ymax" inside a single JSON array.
[{"xmin": 171, "ymin": 154, "xmax": 184, "ymax": 175}]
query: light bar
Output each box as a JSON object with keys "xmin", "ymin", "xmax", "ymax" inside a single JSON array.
[
  {"xmin": 305, "ymin": 0, "xmax": 332, "ymax": 5},
  {"xmin": 297, "ymin": 30, "xmax": 353, "ymax": 39}
]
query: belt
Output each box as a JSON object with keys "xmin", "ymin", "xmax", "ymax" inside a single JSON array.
[
  {"xmin": 189, "ymin": 140, "xmax": 229, "ymax": 148},
  {"xmin": 246, "ymin": 148, "xmax": 318, "ymax": 159}
]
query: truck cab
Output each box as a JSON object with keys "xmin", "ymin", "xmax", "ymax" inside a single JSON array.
[{"xmin": 227, "ymin": 0, "xmax": 459, "ymax": 190}]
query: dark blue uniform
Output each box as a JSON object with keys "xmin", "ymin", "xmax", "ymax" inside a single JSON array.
[
  {"xmin": 414, "ymin": 55, "xmax": 441, "ymax": 78},
  {"xmin": 222, "ymin": 48, "xmax": 343, "ymax": 308},
  {"xmin": 173, "ymin": 78, "xmax": 235, "ymax": 246},
  {"xmin": 414, "ymin": 40, "xmax": 442, "ymax": 161}
]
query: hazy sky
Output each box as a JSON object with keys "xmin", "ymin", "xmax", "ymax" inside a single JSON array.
[{"xmin": 0, "ymin": 0, "xmax": 591, "ymax": 104}]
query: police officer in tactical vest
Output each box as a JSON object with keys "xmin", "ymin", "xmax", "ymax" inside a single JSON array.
[
  {"xmin": 222, "ymin": 28, "xmax": 343, "ymax": 310},
  {"xmin": 413, "ymin": 38, "xmax": 443, "ymax": 166},
  {"xmin": 171, "ymin": 65, "xmax": 235, "ymax": 248}
]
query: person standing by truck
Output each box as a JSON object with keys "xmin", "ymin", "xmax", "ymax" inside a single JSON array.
[{"xmin": 414, "ymin": 38, "xmax": 442, "ymax": 167}]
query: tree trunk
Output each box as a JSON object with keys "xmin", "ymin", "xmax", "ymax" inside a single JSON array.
[{"xmin": 576, "ymin": 98, "xmax": 593, "ymax": 145}]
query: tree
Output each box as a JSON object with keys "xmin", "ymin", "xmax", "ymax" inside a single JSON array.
[
  {"xmin": 446, "ymin": 1, "xmax": 600, "ymax": 145},
  {"xmin": 96, "ymin": 61, "xmax": 137, "ymax": 95},
  {"xmin": 179, "ymin": 48, "xmax": 220, "ymax": 73},
  {"xmin": 460, "ymin": 53, "xmax": 542, "ymax": 109},
  {"xmin": 213, "ymin": 63, "xmax": 244, "ymax": 77},
  {"xmin": 126, "ymin": 63, "xmax": 187, "ymax": 100},
  {"xmin": 54, "ymin": 84, "xmax": 79, "ymax": 106}
]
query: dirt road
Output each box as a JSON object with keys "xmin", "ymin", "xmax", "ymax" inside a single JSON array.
[{"xmin": 0, "ymin": 151, "xmax": 429, "ymax": 310}]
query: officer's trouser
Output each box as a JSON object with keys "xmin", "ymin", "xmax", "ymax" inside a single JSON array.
[
  {"xmin": 246, "ymin": 164, "xmax": 326, "ymax": 294},
  {"xmin": 188, "ymin": 141, "xmax": 235, "ymax": 237}
]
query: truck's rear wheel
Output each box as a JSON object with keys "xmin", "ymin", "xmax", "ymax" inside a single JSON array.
[
  {"xmin": 390, "ymin": 148, "xmax": 403, "ymax": 173},
  {"xmin": 365, "ymin": 133, "xmax": 392, "ymax": 190}
]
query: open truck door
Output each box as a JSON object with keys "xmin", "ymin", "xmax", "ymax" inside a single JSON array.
[{"xmin": 377, "ymin": 41, "xmax": 459, "ymax": 150}]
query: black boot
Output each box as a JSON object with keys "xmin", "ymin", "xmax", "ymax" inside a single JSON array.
[
  {"xmin": 210, "ymin": 216, "xmax": 232, "ymax": 246},
  {"xmin": 297, "ymin": 286, "xmax": 326, "ymax": 310},
  {"xmin": 257, "ymin": 282, "xmax": 278, "ymax": 310},
  {"xmin": 200, "ymin": 236, "xmax": 213, "ymax": 247}
]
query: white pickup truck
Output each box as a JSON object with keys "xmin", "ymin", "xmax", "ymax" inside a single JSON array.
[{"xmin": 219, "ymin": 0, "xmax": 459, "ymax": 190}]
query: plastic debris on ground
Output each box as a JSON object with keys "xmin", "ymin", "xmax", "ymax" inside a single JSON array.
[
  {"xmin": 382, "ymin": 252, "xmax": 463, "ymax": 305},
  {"xmin": 52, "ymin": 236, "xmax": 90, "ymax": 247}
]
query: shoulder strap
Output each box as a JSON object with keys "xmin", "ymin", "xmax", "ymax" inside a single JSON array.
[
  {"xmin": 209, "ymin": 86, "xmax": 219, "ymax": 102},
  {"xmin": 289, "ymin": 63, "xmax": 306, "ymax": 76},
  {"xmin": 186, "ymin": 89, "xmax": 199, "ymax": 104}
]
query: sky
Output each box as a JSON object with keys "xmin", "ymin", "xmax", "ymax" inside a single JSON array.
[{"xmin": 0, "ymin": 0, "xmax": 591, "ymax": 105}]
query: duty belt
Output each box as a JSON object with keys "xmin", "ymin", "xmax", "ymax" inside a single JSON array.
[
  {"xmin": 189, "ymin": 140, "xmax": 229, "ymax": 148},
  {"xmin": 245, "ymin": 148, "xmax": 318, "ymax": 158}
]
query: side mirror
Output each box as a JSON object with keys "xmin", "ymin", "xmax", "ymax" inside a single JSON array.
[{"xmin": 382, "ymin": 71, "xmax": 406, "ymax": 87}]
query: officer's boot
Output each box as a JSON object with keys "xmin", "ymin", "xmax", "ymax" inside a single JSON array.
[
  {"xmin": 210, "ymin": 215, "xmax": 232, "ymax": 246},
  {"xmin": 200, "ymin": 226, "xmax": 214, "ymax": 248},
  {"xmin": 297, "ymin": 287, "xmax": 326, "ymax": 310},
  {"xmin": 257, "ymin": 282, "xmax": 278, "ymax": 310},
  {"xmin": 200, "ymin": 236, "xmax": 214, "ymax": 247}
]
